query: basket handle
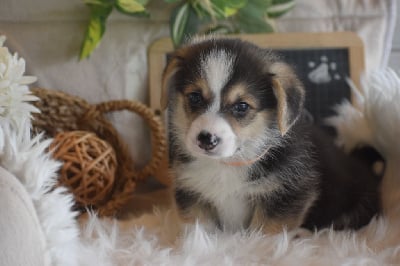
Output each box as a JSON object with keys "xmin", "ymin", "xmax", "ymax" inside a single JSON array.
[{"xmin": 83, "ymin": 100, "xmax": 167, "ymax": 180}]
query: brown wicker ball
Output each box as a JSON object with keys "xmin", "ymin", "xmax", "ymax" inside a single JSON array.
[
  {"xmin": 50, "ymin": 131, "xmax": 117, "ymax": 207},
  {"xmin": 31, "ymin": 87, "xmax": 168, "ymax": 216}
]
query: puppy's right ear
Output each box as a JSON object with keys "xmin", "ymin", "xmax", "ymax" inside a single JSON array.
[
  {"xmin": 270, "ymin": 62, "xmax": 305, "ymax": 136},
  {"xmin": 161, "ymin": 54, "xmax": 183, "ymax": 110}
]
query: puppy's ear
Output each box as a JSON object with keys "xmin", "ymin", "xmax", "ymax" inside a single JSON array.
[
  {"xmin": 161, "ymin": 53, "xmax": 184, "ymax": 110},
  {"xmin": 270, "ymin": 62, "xmax": 305, "ymax": 136}
]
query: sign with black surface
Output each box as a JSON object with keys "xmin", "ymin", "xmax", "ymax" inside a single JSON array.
[{"xmin": 275, "ymin": 47, "xmax": 351, "ymax": 124}]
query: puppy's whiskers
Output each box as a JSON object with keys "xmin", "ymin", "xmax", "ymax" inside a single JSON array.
[
  {"xmin": 222, "ymin": 147, "xmax": 270, "ymax": 167},
  {"xmin": 222, "ymin": 129, "xmax": 277, "ymax": 167}
]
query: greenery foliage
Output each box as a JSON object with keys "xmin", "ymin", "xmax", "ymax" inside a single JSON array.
[{"xmin": 80, "ymin": 0, "xmax": 294, "ymax": 59}]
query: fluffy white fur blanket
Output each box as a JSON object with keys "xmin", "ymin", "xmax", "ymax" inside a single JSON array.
[
  {"xmin": 0, "ymin": 126, "xmax": 81, "ymax": 265},
  {"xmin": 2, "ymin": 69, "xmax": 400, "ymax": 265}
]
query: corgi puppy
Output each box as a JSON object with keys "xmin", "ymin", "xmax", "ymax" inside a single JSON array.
[{"xmin": 161, "ymin": 37, "xmax": 381, "ymax": 233}]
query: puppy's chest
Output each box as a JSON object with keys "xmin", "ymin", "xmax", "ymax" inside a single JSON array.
[{"xmin": 177, "ymin": 160, "xmax": 255, "ymax": 230}]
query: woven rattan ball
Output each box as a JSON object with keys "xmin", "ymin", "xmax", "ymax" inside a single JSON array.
[{"xmin": 50, "ymin": 131, "xmax": 117, "ymax": 207}]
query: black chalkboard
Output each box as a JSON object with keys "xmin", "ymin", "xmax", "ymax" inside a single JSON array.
[{"xmin": 275, "ymin": 48, "xmax": 351, "ymax": 125}]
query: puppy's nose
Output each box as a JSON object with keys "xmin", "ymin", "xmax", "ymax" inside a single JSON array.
[{"xmin": 197, "ymin": 131, "xmax": 220, "ymax": 151}]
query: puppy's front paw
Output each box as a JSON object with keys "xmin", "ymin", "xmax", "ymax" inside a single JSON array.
[
  {"xmin": 180, "ymin": 219, "xmax": 220, "ymax": 236},
  {"xmin": 289, "ymin": 227, "xmax": 313, "ymax": 239}
]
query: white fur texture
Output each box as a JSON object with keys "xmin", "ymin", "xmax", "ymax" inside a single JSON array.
[
  {"xmin": 78, "ymin": 209, "xmax": 400, "ymax": 266},
  {"xmin": 201, "ymin": 49, "xmax": 234, "ymax": 101},
  {"xmin": 0, "ymin": 124, "xmax": 81, "ymax": 265}
]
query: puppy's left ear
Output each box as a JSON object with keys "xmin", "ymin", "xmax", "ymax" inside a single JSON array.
[
  {"xmin": 270, "ymin": 62, "xmax": 305, "ymax": 136},
  {"xmin": 161, "ymin": 53, "xmax": 184, "ymax": 110}
]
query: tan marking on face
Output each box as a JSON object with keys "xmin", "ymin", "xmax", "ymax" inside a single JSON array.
[
  {"xmin": 224, "ymin": 83, "xmax": 258, "ymax": 109},
  {"xmin": 179, "ymin": 78, "xmax": 213, "ymax": 125},
  {"xmin": 182, "ymin": 78, "xmax": 212, "ymax": 100},
  {"xmin": 172, "ymin": 95, "xmax": 192, "ymax": 134},
  {"xmin": 223, "ymin": 83, "xmax": 271, "ymax": 139},
  {"xmin": 228, "ymin": 110, "xmax": 272, "ymax": 138}
]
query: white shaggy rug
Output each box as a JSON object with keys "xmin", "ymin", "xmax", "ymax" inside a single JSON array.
[
  {"xmin": 77, "ymin": 69, "xmax": 400, "ymax": 265},
  {"xmin": 1, "ymin": 68, "xmax": 400, "ymax": 265},
  {"xmin": 77, "ymin": 210, "xmax": 400, "ymax": 265},
  {"xmin": 0, "ymin": 125, "xmax": 81, "ymax": 265}
]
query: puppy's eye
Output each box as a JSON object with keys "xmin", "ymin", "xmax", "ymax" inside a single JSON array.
[
  {"xmin": 187, "ymin": 91, "xmax": 203, "ymax": 106},
  {"xmin": 232, "ymin": 102, "xmax": 250, "ymax": 117}
]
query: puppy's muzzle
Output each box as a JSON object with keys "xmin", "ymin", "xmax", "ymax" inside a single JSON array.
[{"xmin": 197, "ymin": 131, "xmax": 220, "ymax": 151}]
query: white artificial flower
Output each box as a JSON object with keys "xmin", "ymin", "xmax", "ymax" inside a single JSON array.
[{"xmin": 0, "ymin": 35, "xmax": 39, "ymax": 130}]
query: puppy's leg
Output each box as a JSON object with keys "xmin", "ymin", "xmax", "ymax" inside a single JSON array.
[
  {"xmin": 174, "ymin": 187, "xmax": 219, "ymax": 230},
  {"xmin": 250, "ymin": 192, "xmax": 317, "ymax": 235},
  {"xmin": 250, "ymin": 205, "xmax": 304, "ymax": 235}
]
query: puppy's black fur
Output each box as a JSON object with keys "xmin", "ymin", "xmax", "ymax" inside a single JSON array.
[{"xmin": 302, "ymin": 124, "xmax": 382, "ymax": 230}]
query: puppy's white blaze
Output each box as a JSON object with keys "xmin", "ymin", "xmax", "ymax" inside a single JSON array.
[
  {"xmin": 201, "ymin": 50, "xmax": 234, "ymax": 112},
  {"xmin": 185, "ymin": 113, "xmax": 237, "ymax": 158}
]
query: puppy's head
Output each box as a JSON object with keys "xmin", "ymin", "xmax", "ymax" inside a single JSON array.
[{"xmin": 162, "ymin": 38, "xmax": 304, "ymax": 160}]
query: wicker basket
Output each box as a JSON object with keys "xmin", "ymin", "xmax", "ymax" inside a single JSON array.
[{"xmin": 31, "ymin": 87, "xmax": 167, "ymax": 217}]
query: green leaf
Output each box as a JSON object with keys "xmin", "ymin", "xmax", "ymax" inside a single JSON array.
[
  {"xmin": 80, "ymin": 5, "xmax": 112, "ymax": 60},
  {"xmin": 271, "ymin": 0, "xmax": 294, "ymax": 4},
  {"xmin": 191, "ymin": 3, "xmax": 213, "ymax": 19},
  {"xmin": 236, "ymin": 16, "xmax": 274, "ymax": 33},
  {"xmin": 164, "ymin": 0, "xmax": 180, "ymax": 3},
  {"xmin": 267, "ymin": 0, "xmax": 294, "ymax": 18},
  {"xmin": 235, "ymin": 0, "xmax": 274, "ymax": 33},
  {"xmin": 115, "ymin": 0, "xmax": 149, "ymax": 16},
  {"xmin": 191, "ymin": 0, "xmax": 247, "ymax": 19},
  {"xmin": 183, "ymin": 6, "xmax": 202, "ymax": 40},
  {"xmin": 205, "ymin": 23, "xmax": 235, "ymax": 35},
  {"xmin": 170, "ymin": 3, "xmax": 191, "ymax": 47},
  {"xmin": 83, "ymin": 0, "xmax": 113, "ymax": 6},
  {"xmin": 211, "ymin": 0, "xmax": 247, "ymax": 18}
]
